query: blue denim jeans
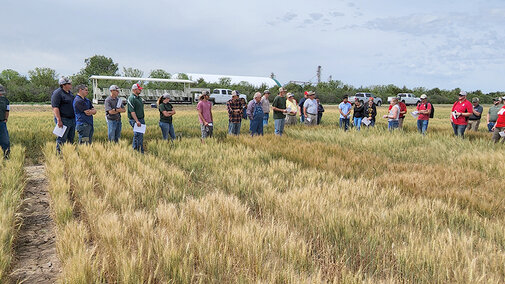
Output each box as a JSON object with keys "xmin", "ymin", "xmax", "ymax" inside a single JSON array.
[
  {"xmin": 250, "ymin": 118, "xmax": 263, "ymax": 136},
  {"xmin": 300, "ymin": 113, "xmax": 305, "ymax": 123},
  {"xmin": 76, "ymin": 123, "xmax": 94, "ymax": 144},
  {"xmin": 388, "ymin": 120, "xmax": 399, "ymax": 131},
  {"xmin": 452, "ymin": 123, "xmax": 467, "ymax": 138},
  {"xmin": 263, "ymin": 113, "xmax": 269, "ymax": 126},
  {"xmin": 129, "ymin": 118, "xmax": 145, "ymax": 153},
  {"xmin": 417, "ymin": 119, "xmax": 429, "ymax": 135},
  {"xmin": 353, "ymin": 117, "xmax": 362, "ymax": 131},
  {"xmin": 274, "ymin": 118, "xmax": 285, "ymax": 136},
  {"xmin": 55, "ymin": 117, "xmax": 76, "ymax": 152},
  {"xmin": 228, "ymin": 122, "xmax": 241, "ymax": 135},
  {"xmin": 107, "ymin": 119, "xmax": 122, "ymax": 142},
  {"xmin": 0, "ymin": 121, "xmax": 10, "ymax": 158},
  {"xmin": 339, "ymin": 118, "xmax": 350, "ymax": 131},
  {"xmin": 159, "ymin": 121, "xmax": 175, "ymax": 140},
  {"xmin": 488, "ymin": 122, "xmax": 495, "ymax": 132}
]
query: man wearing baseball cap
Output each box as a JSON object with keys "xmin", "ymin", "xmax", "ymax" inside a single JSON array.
[
  {"xmin": 51, "ymin": 76, "xmax": 75, "ymax": 152},
  {"xmin": 104, "ymin": 85, "xmax": 126, "ymax": 142},
  {"xmin": 450, "ymin": 91, "xmax": 473, "ymax": 138},
  {"xmin": 271, "ymin": 87, "xmax": 288, "ymax": 135},
  {"xmin": 467, "ymin": 97, "xmax": 483, "ymax": 132},
  {"xmin": 415, "ymin": 94, "xmax": 432, "ymax": 135},
  {"xmin": 261, "ymin": 90, "xmax": 271, "ymax": 126},
  {"xmin": 127, "ymin": 83, "xmax": 145, "ymax": 153},
  {"xmin": 0, "ymin": 85, "xmax": 10, "ymax": 158},
  {"xmin": 487, "ymin": 97, "xmax": 502, "ymax": 132}
]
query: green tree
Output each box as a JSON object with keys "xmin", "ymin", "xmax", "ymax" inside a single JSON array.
[
  {"xmin": 0, "ymin": 69, "xmax": 30, "ymax": 102},
  {"xmin": 80, "ymin": 55, "xmax": 119, "ymax": 77},
  {"xmin": 123, "ymin": 67, "xmax": 144, "ymax": 78},
  {"xmin": 28, "ymin": 67, "xmax": 58, "ymax": 102}
]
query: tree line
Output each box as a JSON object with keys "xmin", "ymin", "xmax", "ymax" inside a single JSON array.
[{"xmin": 1, "ymin": 55, "xmax": 502, "ymax": 104}]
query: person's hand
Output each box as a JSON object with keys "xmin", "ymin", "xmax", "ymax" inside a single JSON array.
[
  {"xmin": 383, "ymin": 115, "xmax": 388, "ymax": 118},
  {"xmin": 57, "ymin": 119, "xmax": 63, "ymax": 128},
  {"xmin": 136, "ymin": 121, "xmax": 141, "ymax": 127},
  {"xmin": 492, "ymin": 126, "xmax": 496, "ymax": 131},
  {"xmin": 204, "ymin": 121, "xmax": 209, "ymax": 126}
]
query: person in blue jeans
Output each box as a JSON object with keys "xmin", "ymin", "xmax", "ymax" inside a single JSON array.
[
  {"xmin": 73, "ymin": 85, "xmax": 97, "ymax": 144},
  {"xmin": 247, "ymin": 92, "xmax": 264, "ymax": 136},
  {"xmin": 51, "ymin": 77, "xmax": 75, "ymax": 152},
  {"xmin": 338, "ymin": 96, "xmax": 352, "ymax": 131},
  {"xmin": 352, "ymin": 99, "xmax": 364, "ymax": 131},
  {"xmin": 158, "ymin": 93, "xmax": 176, "ymax": 140},
  {"xmin": 104, "ymin": 85, "xmax": 125, "ymax": 142},
  {"xmin": 127, "ymin": 83, "xmax": 145, "ymax": 153},
  {"xmin": 0, "ymin": 85, "xmax": 10, "ymax": 159}
]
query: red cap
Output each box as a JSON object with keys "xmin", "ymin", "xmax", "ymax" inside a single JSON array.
[{"xmin": 132, "ymin": 83, "xmax": 143, "ymax": 90}]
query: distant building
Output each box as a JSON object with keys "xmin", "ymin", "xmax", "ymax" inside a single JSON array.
[{"xmin": 177, "ymin": 73, "xmax": 282, "ymax": 88}]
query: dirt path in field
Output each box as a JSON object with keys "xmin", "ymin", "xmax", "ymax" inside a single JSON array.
[{"xmin": 8, "ymin": 165, "xmax": 61, "ymax": 284}]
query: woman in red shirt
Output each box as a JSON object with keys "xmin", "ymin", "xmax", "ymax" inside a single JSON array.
[{"xmin": 491, "ymin": 100, "xmax": 505, "ymax": 143}]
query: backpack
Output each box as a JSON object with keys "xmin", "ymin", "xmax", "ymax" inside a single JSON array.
[{"xmin": 425, "ymin": 103, "xmax": 434, "ymax": 118}]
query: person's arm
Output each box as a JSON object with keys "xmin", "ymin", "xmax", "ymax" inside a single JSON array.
[
  {"xmin": 4, "ymin": 104, "xmax": 9, "ymax": 122},
  {"xmin": 197, "ymin": 103, "xmax": 208, "ymax": 125},
  {"xmin": 51, "ymin": 93, "xmax": 64, "ymax": 127},
  {"xmin": 304, "ymin": 106, "xmax": 308, "ymax": 118},
  {"xmin": 487, "ymin": 112, "xmax": 490, "ymax": 124},
  {"xmin": 460, "ymin": 105, "xmax": 474, "ymax": 117},
  {"xmin": 473, "ymin": 106, "xmax": 482, "ymax": 117}
]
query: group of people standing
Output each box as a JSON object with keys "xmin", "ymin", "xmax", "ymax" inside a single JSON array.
[
  {"xmin": 220, "ymin": 87, "xmax": 327, "ymax": 138},
  {"xmin": 1, "ymin": 82, "xmax": 504, "ymax": 160},
  {"xmin": 49, "ymin": 77, "xmax": 177, "ymax": 153}
]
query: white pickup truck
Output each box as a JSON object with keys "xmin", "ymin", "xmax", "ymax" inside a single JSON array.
[
  {"xmin": 208, "ymin": 89, "xmax": 247, "ymax": 104},
  {"xmin": 387, "ymin": 93, "xmax": 421, "ymax": 106},
  {"xmin": 348, "ymin": 92, "xmax": 383, "ymax": 106}
]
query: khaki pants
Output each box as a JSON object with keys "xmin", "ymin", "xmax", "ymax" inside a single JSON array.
[
  {"xmin": 492, "ymin": 126, "xmax": 505, "ymax": 143},
  {"xmin": 468, "ymin": 120, "xmax": 480, "ymax": 131},
  {"xmin": 305, "ymin": 114, "xmax": 317, "ymax": 126},
  {"xmin": 285, "ymin": 115, "xmax": 297, "ymax": 125},
  {"xmin": 398, "ymin": 117, "xmax": 405, "ymax": 129}
]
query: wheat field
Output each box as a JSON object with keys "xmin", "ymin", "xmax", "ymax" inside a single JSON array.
[{"xmin": 5, "ymin": 104, "xmax": 505, "ymax": 283}]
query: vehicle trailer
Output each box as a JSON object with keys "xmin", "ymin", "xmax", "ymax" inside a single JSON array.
[{"xmin": 90, "ymin": 75, "xmax": 195, "ymax": 104}]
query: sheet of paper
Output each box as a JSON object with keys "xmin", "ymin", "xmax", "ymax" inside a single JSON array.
[
  {"xmin": 52, "ymin": 125, "xmax": 67, "ymax": 137},
  {"xmin": 452, "ymin": 111, "xmax": 459, "ymax": 120},
  {"xmin": 116, "ymin": 98, "xmax": 123, "ymax": 108},
  {"xmin": 499, "ymin": 131, "xmax": 505, "ymax": 137},
  {"xmin": 362, "ymin": 117, "xmax": 371, "ymax": 125},
  {"xmin": 411, "ymin": 111, "xmax": 419, "ymax": 118},
  {"xmin": 133, "ymin": 124, "xmax": 146, "ymax": 134},
  {"xmin": 306, "ymin": 117, "xmax": 311, "ymax": 122},
  {"xmin": 286, "ymin": 107, "xmax": 291, "ymax": 113},
  {"xmin": 208, "ymin": 123, "xmax": 213, "ymax": 127}
]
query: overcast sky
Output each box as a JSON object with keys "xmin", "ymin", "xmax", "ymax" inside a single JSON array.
[{"xmin": 2, "ymin": 0, "xmax": 504, "ymax": 92}]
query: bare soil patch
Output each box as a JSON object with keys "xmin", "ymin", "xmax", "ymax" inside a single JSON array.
[{"xmin": 8, "ymin": 165, "xmax": 60, "ymax": 283}]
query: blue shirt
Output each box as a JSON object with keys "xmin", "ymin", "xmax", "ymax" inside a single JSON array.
[
  {"xmin": 73, "ymin": 95, "xmax": 94, "ymax": 125},
  {"xmin": 51, "ymin": 88, "xmax": 75, "ymax": 118},
  {"xmin": 339, "ymin": 102, "xmax": 352, "ymax": 119},
  {"xmin": 303, "ymin": 98, "xmax": 318, "ymax": 115}
]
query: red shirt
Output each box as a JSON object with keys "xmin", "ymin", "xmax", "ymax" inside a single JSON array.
[
  {"xmin": 389, "ymin": 102, "xmax": 407, "ymax": 118},
  {"xmin": 495, "ymin": 106, "xmax": 505, "ymax": 128},
  {"xmin": 416, "ymin": 103, "xmax": 432, "ymax": 120},
  {"xmin": 451, "ymin": 99, "xmax": 473, "ymax": 125}
]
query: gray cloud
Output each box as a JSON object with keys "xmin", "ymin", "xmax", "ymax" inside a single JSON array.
[
  {"xmin": 281, "ymin": 12, "xmax": 298, "ymax": 22},
  {"xmin": 329, "ymin": 11, "xmax": 345, "ymax": 17},
  {"xmin": 309, "ymin": 13, "xmax": 324, "ymax": 21}
]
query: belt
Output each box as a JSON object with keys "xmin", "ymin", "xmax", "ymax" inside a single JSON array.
[{"xmin": 308, "ymin": 113, "xmax": 316, "ymax": 115}]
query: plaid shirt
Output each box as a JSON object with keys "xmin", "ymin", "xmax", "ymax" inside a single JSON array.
[{"xmin": 227, "ymin": 99, "xmax": 243, "ymax": 123}]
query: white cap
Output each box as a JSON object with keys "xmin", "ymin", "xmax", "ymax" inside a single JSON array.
[
  {"xmin": 420, "ymin": 94, "xmax": 427, "ymax": 99},
  {"xmin": 459, "ymin": 91, "xmax": 467, "ymax": 96},
  {"xmin": 132, "ymin": 83, "xmax": 143, "ymax": 90},
  {"xmin": 58, "ymin": 76, "xmax": 72, "ymax": 85},
  {"xmin": 109, "ymin": 85, "xmax": 120, "ymax": 91}
]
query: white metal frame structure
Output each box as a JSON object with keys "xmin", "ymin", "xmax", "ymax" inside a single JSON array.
[{"xmin": 90, "ymin": 75, "xmax": 196, "ymax": 104}]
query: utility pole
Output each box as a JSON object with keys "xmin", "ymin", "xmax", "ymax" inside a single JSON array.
[
  {"xmin": 316, "ymin": 66, "xmax": 321, "ymax": 84},
  {"xmin": 328, "ymin": 75, "xmax": 332, "ymax": 82},
  {"xmin": 270, "ymin": 72, "xmax": 275, "ymax": 79}
]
